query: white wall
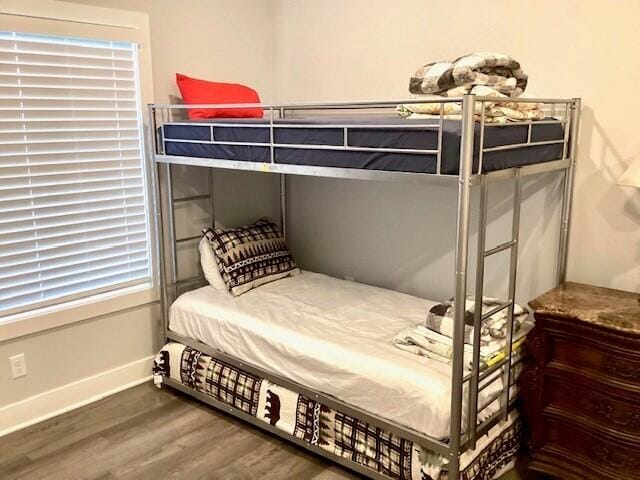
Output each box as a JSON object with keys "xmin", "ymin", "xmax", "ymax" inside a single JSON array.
[
  {"xmin": 274, "ymin": 0, "xmax": 640, "ymax": 298},
  {"xmin": 0, "ymin": 0, "xmax": 278, "ymax": 432}
]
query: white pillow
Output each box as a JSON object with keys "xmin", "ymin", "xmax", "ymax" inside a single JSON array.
[{"xmin": 198, "ymin": 237, "xmax": 226, "ymax": 290}]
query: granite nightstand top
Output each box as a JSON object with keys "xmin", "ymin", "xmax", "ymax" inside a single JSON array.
[{"xmin": 529, "ymin": 282, "xmax": 640, "ymax": 335}]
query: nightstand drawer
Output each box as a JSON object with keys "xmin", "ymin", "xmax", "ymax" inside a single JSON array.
[
  {"xmin": 524, "ymin": 284, "xmax": 640, "ymax": 480},
  {"xmin": 545, "ymin": 375, "xmax": 640, "ymax": 440},
  {"xmin": 549, "ymin": 335, "xmax": 640, "ymax": 390},
  {"xmin": 544, "ymin": 417, "xmax": 640, "ymax": 479}
]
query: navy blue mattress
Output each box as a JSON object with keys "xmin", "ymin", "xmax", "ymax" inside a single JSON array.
[{"xmin": 161, "ymin": 116, "xmax": 565, "ymax": 175}]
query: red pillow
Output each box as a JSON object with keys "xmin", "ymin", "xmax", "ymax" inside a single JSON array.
[{"xmin": 176, "ymin": 73, "xmax": 263, "ymax": 119}]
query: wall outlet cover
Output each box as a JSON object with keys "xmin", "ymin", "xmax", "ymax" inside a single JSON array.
[{"xmin": 9, "ymin": 353, "xmax": 27, "ymax": 379}]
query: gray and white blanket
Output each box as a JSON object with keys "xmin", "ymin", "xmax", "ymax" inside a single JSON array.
[
  {"xmin": 396, "ymin": 86, "xmax": 545, "ymax": 124},
  {"xmin": 393, "ymin": 321, "xmax": 532, "ymax": 369},
  {"xmin": 398, "ymin": 53, "xmax": 544, "ymax": 123},
  {"xmin": 425, "ymin": 296, "xmax": 528, "ymax": 346},
  {"xmin": 409, "ymin": 52, "xmax": 528, "ymax": 97}
]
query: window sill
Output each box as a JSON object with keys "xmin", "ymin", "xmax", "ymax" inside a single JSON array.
[{"xmin": 0, "ymin": 284, "xmax": 159, "ymax": 343}]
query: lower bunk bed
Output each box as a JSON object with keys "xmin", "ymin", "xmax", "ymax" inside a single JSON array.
[{"xmin": 152, "ymin": 271, "xmax": 523, "ymax": 480}]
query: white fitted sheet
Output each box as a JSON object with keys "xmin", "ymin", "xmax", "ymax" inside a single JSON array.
[{"xmin": 169, "ymin": 270, "xmax": 503, "ymax": 439}]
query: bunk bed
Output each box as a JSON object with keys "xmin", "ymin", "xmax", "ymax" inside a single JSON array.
[{"xmin": 147, "ymin": 95, "xmax": 581, "ymax": 480}]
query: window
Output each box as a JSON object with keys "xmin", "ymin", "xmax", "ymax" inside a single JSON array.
[{"xmin": 0, "ymin": 31, "xmax": 151, "ymax": 317}]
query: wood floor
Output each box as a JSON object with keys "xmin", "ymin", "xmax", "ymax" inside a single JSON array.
[{"xmin": 0, "ymin": 382, "xmax": 528, "ymax": 480}]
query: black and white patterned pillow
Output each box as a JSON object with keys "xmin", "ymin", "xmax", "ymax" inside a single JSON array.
[{"xmin": 202, "ymin": 218, "xmax": 299, "ymax": 296}]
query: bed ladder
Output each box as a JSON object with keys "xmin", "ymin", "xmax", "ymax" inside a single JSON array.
[
  {"xmin": 158, "ymin": 163, "xmax": 215, "ymax": 342},
  {"xmin": 466, "ymin": 168, "xmax": 522, "ymax": 449},
  {"xmin": 158, "ymin": 164, "xmax": 287, "ymax": 344}
]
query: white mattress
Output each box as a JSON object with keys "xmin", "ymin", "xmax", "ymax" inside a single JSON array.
[{"xmin": 169, "ymin": 271, "xmax": 504, "ymax": 439}]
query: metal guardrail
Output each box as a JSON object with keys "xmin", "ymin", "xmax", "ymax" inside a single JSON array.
[{"xmin": 151, "ymin": 96, "xmax": 573, "ymax": 181}]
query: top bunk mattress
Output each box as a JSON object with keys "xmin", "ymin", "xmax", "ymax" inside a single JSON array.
[
  {"xmin": 168, "ymin": 271, "xmax": 506, "ymax": 439},
  {"xmin": 161, "ymin": 116, "xmax": 565, "ymax": 175}
]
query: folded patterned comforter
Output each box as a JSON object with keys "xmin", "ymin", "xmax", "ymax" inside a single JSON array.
[
  {"xmin": 392, "ymin": 296, "xmax": 532, "ymax": 369},
  {"xmin": 426, "ymin": 296, "xmax": 529, "ymax": 346},
  {"xmin": 393, "ymin": 322, "xmax": 531, "ymax": 369},
  {"xmin": 398, "ymin": 53, "xmax": 543, "ymax": 123},
  {"xmin": 396, "ymin": 87, "xmax": 545, "ymax": 124},
  {"xmin": 409, "ymin": 52, "xmax": 528, "ymax": 97}
]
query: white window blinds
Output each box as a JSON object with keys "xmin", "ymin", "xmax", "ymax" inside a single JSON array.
[{"xmin": 0, "ymin": 32, "xmax": 150, "ymax": 316}]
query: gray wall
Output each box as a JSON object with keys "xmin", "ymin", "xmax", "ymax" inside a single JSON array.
[{"xmin": 286, "ymin": 172, "xmax": 562, "ymax": 305}]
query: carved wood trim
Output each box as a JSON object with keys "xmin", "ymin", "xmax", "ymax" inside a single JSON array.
[
  {"xmin": 594, "ymin": 401, "xmax": 640, "ymax": 429},
  {"xmin": 592, "ymin": 443, "xmax": 639, "ymax": 470},
  {"xmin": 605, "ymin": 358, "xmax": 640, "ymax": 382}
]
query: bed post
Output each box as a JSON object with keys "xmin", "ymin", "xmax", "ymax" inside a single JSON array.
[
  {"xmin": 149, "ymin": 105, "xmax": 177, "ymax": 347},
  {"xmin": 557, "ymin": 98, "xmax": 581, "ymax": 284},
  {"xmin": 280, "ymin": 174, "xmax": 287, "ymax": 239},
  {"xmin": 279, "ymin": 109, "xmax": 287, "ymax": 239},
  {"xmin": 160, "ymin": 163, "xmax": 179, "ymax": 343},
  {"xmin": 147, "ymin": 105, "xmax": 169, "ymax": 349},
  {"xmin": 448, "ymin": 94, "xmax": 475, "ymax": 478}
]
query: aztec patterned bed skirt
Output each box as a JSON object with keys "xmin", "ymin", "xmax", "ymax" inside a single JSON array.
[{"xmin": 153, "ymin": 342, "xmax": 521, "ymax": 480}]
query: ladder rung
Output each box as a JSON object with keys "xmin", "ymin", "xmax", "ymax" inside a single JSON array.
[
  {"xmin": 481, "ymin": 300, "xmax": 513, "ymax": 321},
  {"xmin": 484, "ymin": 240, "xmax": 516, "ymax": 257},
  {"xmin": 477, "ymin": 389, "xmax": 503, "ymax": 415},
  {"xmin": 173, "ymin": 194, "xmax": 211, "ymax": 203},
  {"xmin": 478, "ymin": 354, "xmax": 523, "ymax": 392},
  {"xmin": 175, "ymin": 235, "xmax": 201, "ymax": 243}
]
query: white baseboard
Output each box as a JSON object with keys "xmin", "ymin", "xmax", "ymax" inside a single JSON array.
[{"xmin": 0, "ymin": 355, "xmax": 155, "ymax": 437}]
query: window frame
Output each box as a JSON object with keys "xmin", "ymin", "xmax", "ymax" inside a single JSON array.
[{"xmin": 0, "ymin": 0, "xmax": 158, "ymax": 340}]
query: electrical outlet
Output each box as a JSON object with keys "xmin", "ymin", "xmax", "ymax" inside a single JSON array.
[{"xmin": 9, "ymin": 354, "xmax": 27, "ymax": 379}]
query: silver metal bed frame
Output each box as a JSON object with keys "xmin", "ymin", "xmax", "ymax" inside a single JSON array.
[{"xmin": 147, "ymin": 94, "xmax": 581, "ymax": 480}]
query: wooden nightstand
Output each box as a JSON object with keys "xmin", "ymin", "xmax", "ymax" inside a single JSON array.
[{"xmin": 520, "ymin": 282, "xmax": 640, "ymax": 480}]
